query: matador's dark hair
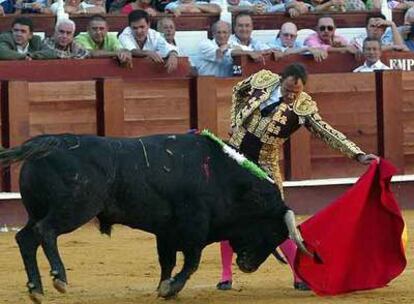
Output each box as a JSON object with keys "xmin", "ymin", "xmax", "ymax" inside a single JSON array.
[{"xmin": 281, "ymin": 63, "xmax": 308, "ymax": 85}]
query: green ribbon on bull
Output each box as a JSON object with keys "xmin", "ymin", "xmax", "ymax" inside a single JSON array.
[{"xmin": 200, "ymin": 129, "xmax": 274, "ymax": 184}]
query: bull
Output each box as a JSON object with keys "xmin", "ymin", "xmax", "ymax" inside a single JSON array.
[{"xmin": 1, "ymin": 133, "xmax": 307, "ymax": 303}]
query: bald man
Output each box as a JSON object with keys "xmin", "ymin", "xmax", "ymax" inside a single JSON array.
[
  {"xmin": 269, "ymin": 22, "xmax": 327, "ymax": 62},
  {"xmin": 197, "ymin": 20, "xmax": 234, "ymax": 77}
]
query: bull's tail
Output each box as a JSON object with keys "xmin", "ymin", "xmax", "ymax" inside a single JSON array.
[
  {"xmin": 0, "ymin": 136, "xmax": 63, "ymax": 166},
  {"xmin": 284, "ymin": 210, "xmax": 313, "ymax": 258}
]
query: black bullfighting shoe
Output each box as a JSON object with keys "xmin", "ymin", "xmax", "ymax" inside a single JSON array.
[
  {"xmin": 294, "ymin": 282, "xmax": 310, "ymax": 291},
  {"xmin": 216, "ymin": 280, "xmax": 232, "ymax": 290}
]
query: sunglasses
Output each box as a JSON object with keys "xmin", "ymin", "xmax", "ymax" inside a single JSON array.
[{"xmin": 319, "ymin": 25, "xmax": 334, "ymax": 32}]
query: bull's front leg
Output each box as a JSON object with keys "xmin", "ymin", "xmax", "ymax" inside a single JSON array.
[
  {"xmin": 158, "ymin": 246, "xmax": 202, "ymax": 298},
  {"xmin": 156, "ymin": 236, "xmax": 177, "ymax": 290}
]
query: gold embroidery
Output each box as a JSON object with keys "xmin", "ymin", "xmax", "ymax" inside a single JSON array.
[
  {"xmin": 231, "ymin": 70, "xmax": 281, "ymax": 128},
  {"xmin": 228, "ymin": 127, "xmax": 246, "ymax": 149},
  {"xmin": 251, "ymin": 70, "xmax": 280, "ymax": 89},
  {"xmin": 306, "ymin": 113, "xmax": 365, "ymax": 159},
  {"xmin": 255, "ymin": 116, "xmax": 272, "ymax": 136},
  {"xmin": 293, "ymin": 92, "xmax": 318, "ymax": 116},
  {"xmin": 258, "ymin": 139, "xmax": 285, "ymax": 197}
]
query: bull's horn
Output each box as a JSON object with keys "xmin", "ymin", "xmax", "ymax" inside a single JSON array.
[{"xmin": 284, "ymin": 210, "xmax": 313, "ymax": 257}]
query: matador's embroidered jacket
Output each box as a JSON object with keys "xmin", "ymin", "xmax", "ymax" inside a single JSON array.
[{"xmin": 228, "ymin": 70, "xmax": 365, "ymax": 192}]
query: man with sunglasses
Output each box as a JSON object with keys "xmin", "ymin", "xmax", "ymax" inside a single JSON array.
[
  {"xmin": 304, "ymin": 16, "xmax": 357, "ymax": 54},
  {"xmin": 268, "ymin": 21, "xmax": 327, "ymax": 62},
  {"xmin": 351, "ymin": 13, "xmax": 407, "ymax": 52}
]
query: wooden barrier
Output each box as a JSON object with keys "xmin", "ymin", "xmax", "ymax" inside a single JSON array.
[
  {"xmin": 384, "ymin": 52, "xmax": 414, "ymax": 71},
  {"xmin": 234, "ymin": 52, "xmax": 414, "ymax": 76},
  {"xmin": 233, "ymin": 53, "xmax": 363, "ymax": 76},
  {"xmin": 0, "ymin": 56, "xmax": 408, "ymax": 191},
  {"xmin": 235, "ymin": 11, "xmax": 380, "ymax": 30},
  {"xmin": 401, "ymin": 72, "xmax": 414, "ymax": 173},
  {"xmin": 0, "ymin": 57, "xmax": 192, "ymax": 81}
]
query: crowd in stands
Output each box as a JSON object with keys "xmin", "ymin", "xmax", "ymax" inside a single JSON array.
[
  {"xmin": 0, "ymin": 0, "xmax": 409, "ymax": 17},
  {"xmin": 1, "ymin": 1, "xmax": 414, "ymax": 76}
]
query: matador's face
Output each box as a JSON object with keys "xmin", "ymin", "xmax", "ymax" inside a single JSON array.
[{"xmin": 281, "ymin": 76, "xmax": 304, "ymax": 104}]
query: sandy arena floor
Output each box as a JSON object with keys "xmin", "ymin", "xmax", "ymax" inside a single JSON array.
[{"xmin": 0, "ymin": 211, "xmax": 412, "ymax": 304}]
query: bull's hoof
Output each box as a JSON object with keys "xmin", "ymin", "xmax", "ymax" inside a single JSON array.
[
  {"xmin": 157, "ymin": 279, "xmax": 177, "ymax": 298},
  {"xmin": 29, "ymin": 291, "xmax": 43, "ymax": 304},
  {"xmin": 53, "ymin": 278, "xmax": 67, "ymax": 293},
  {"xmin": 216, "ymin": 280, "xmax": 232, "ymax": 291}
]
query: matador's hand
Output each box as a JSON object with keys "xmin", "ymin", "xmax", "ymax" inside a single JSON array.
[{"xmin": 357, "ymin": 153, "xmax": 380, "ymax": 165}]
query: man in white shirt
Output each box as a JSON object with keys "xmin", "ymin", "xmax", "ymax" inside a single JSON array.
[
  {"xmin": 197, "ymin": 20, "xmax": 233, "ymax": 77},
  {"xmin": 228, "ymin": 12, "xmax": 272, "ymax": 63},
  {"xmin": 119, "ymin": 9, "xmax": 179, "ymax": 73},
  {"xmin": 353, "ymin": 37, "xmax": 391, "ymax": 72}
]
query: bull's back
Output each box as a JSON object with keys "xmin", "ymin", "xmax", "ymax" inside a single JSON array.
[{"xmin": 18, "ymin": 135, "xmax": 125, "ymax": 220}]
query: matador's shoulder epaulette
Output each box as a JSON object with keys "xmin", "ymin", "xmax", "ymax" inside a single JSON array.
[
  {"xmin": 250, "ymin": 70, "xmax": 280, "ymax": 90},
  {"xmin": 293, "ymin": 92, "xmax": 318, "ymax": 116}
]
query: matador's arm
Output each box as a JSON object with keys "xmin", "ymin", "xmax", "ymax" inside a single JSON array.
[{"xmin": 294, "ymin": 92, "xmax": 366, "ymax": 159}]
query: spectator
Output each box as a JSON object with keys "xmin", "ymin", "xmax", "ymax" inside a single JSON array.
[
  {"xmin": 157, "ymin": 17, "xmax": 179, "ymax": 49},
  {"xmin": 227, "ymin": 0, "xmax": 308, "ymax": 18},
  {"xmin": 402, "ymin": 7, "xmax": 414, "ymax": 51},
  {"xmin": 388, "ymin": 0, "xmax": 414, "ymax": 10},
  {"xmin": 153, "ymin": 0, "xmax": 175, "ymax": 11},
  {"xmin": 14, "ymin": 0, "xmax": 50, "ymax": 14},
  {"xmin": 351, "ymin": 13, "xmax": 407, "ymax": 52},
  {"xmin": 120, "ymin": 0, "xmax": 158, "ymax": 15},
  {"xmin": 165, "ymin": 0, "xmax": 221, "ymax": 17},
  {"xmin": 0, "ymin": 0, "xmax": 15, "ymax": 15},
  {"xmin": 310, "ymin": 0, "xmax": 373, "ymax": 12},
  {"xmin": 75, "ymin": 15, "xmax": 132, "ymax": 67},
  {"xmin": 229, "ymin": 13, "xmax": 272, "ymax": 62},
  {"xmin": 304, "ymin": 15, "xmax": 357, "ymax": 54},
  {"xmin": 157, "ymin": 17, "xmax": 195, "ymax": 67},
  {"xmin": 43, "ymin": 18, "xmax": 89, "ymax": 58},
  {"xmin": 118, "ymin": 10, "xmax": 179, "ymax": 73},
  {"xmin": 50, "ymin": 0, "xmax": 106, "ymax": 15},
  {"xmin": 197, "ymin": 20, "xmax": 233, "ymax": 77},
  {"xmin": 268, "ymin": 21, "xmax": 327, "ymax": 61},
  {"xmin": 353, "ymin": 37, "xmax": 390, "ymax": 72},
  {"xmin": 0, "ymin": 17, "xmax": 55, "ymax": 60}
]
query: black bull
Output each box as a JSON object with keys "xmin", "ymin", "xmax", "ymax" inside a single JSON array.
[{"xmin": 1, "ymin": 134, "xmax": 305, "ymax": 303}]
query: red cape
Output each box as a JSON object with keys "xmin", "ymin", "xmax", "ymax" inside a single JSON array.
[{"xmin": 294, "ymin": 159, "xmax": 407, "ymax": 295}]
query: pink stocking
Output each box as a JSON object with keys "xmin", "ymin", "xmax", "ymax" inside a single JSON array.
[
  {"xmin": 279, "ymin": 239, "xmax": 303, "ymax": 283},
  {"xmin": 219, "ymin": 240, "xmax": 233, "ymax": 282}
]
